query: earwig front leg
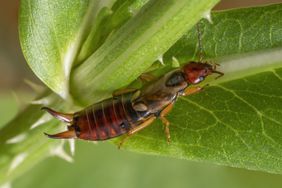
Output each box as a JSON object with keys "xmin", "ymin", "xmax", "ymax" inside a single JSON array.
[
  {"xmin": 118, "ymin": 116, "xmax": 156, "ymax": 149},
  {"xmin": 159, "ymin": 103, "xmax": 174, "ymax": 144},
  {"xmin": 181, "ymin": 86, "xmax": 204, "ymax": 97},
  {"xmin": 112, "ymin": 88, "xmax": 137, "ymax": 97}
]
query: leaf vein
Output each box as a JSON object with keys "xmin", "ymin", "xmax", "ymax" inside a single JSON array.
[
  {"xmin": 272, "ymin": 70, "xmax": 282, "ymax": 80},
  {"xmin": 216, "ymin": 85, "xmax": 281, "ymax": 146},
  {"xmin": 180, "ymin": 97, "xmax": 252, "ymax": 150}
]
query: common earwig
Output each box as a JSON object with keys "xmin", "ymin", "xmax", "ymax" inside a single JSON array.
[{"xmin": 43, "ymin": 62, "xmax": 223, "ymax": 147}]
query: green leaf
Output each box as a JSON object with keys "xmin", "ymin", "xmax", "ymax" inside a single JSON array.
[
  {"xmin": 115, "ymin": 4, "xmax": 282, "ymax": 174},
  {"xmin": 19, "ymin": 0, "xmax": 115, "ymax": 98},
  {"xmin": 19, "ymin": 0, "xmax": 151, "ymax": 99},
  {"xmin": 163, "ymin": 4, "xmax": 282, "ymax": 63},
  {"xmin": 122, "ymin": 66, "xmax": 282, "ymax": 174}
]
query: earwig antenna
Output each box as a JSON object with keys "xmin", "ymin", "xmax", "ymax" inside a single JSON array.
[
  {"xmin": 196, "ymin": 22, "xmax": 204, "ymax": 62},
  {"xmin": 212, "ymin": 70, "xmax": 224, "ymax": 79}
]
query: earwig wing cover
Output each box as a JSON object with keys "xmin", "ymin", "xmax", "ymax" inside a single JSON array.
[{"xmin": 133, "ymin": 102, "xmax": 148, "ymax": 111}]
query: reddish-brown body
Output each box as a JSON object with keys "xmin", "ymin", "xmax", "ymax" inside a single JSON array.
[{"xmin": 73, "ymin": 93, "xmax": 148, "ymax": 140}]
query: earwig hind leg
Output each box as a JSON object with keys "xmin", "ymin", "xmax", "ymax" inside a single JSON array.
[
  {"xmin": 160, "ymin": 117, "xmax": 170, "ymax": 144},
  {"xmin": 112, "ymin": 88, "xmax": 137, "ymax": 97},
  {"xmin": 42, "ymin": 107, "xmax": 73, "ymax": 123},
  {"xmin": 159, "ymin": 103, "xmax": 174, "ymax": 144},
  {"xmin": 118, "ymin": 116, "xmax": 156, "ymax": 149}
]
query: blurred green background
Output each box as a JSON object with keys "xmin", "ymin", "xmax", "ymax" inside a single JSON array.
[{"xmin": 1, "ymin": 0, "xmax": 282, "ymax": 187}]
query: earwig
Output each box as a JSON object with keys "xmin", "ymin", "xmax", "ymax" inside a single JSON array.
[
  {"xmin": 43, "ymin": 61, "xmax": 223, "ymax": 148},
  {"xmin": 43, "ymin": 24, "xmax": 224, "ymax": 148}
]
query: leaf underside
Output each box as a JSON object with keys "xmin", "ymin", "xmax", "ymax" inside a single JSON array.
[
  {"xmin": 119, "ymin": 4, "xmax": 282, "ymax": 174},
  {"xmin": 121, "ymin": 68, "xmax": 282, "ymax": 174},
  {"xmin": 19, "ymin": 0, "xmax": 95, "ymax": 98}
]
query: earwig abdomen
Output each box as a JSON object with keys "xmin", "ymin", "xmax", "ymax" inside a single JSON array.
[{"xmin": 73, "ymin": 93, "xmax": 144, "ymax": 141}]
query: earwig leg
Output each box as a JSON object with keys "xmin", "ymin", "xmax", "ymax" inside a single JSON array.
[
  {"xmin": 160, "ymin": 103, "xmax": 174, "ymax": 144},
  {"xmin": 181, "ymin": 86, "xmax": 204, "ymax": 97},
  {"xmin": 213, "ymin": 70, "xmax": 224, "ymax": 79},
  {"xmin": 139, "ymin": 73, "xmax": 156, "ymax": 83},
  {"xmin": 160, "ymin": 117, "xmax": 170, "ymax": 144},
  {"xmin": 42, "ymin": 107, "xmax": 73, "ymax": 123},
  {"xmin": 160, "ymin": 103, "xmax": 174, "ymax": 117},
  {"xmin": 112, "ymin": 88, "xmax": 137, "ymax": 97},
  {"xmin": 118, "ymin": 116, "xmax": 156, "ymax": 149},
  {"xmin": 44, "ymin": 130, "xmax": 76, "ymax": 139}
]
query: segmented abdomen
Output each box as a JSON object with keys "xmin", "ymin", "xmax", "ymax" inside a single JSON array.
[{"xmin": 73, "ymin": 93, "xmax": 145, "ymax": 141}]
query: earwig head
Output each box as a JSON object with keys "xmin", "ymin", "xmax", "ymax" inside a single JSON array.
[{"xmin": 182, "ymin": 62, "xmax": 223, "ymax": 84}]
